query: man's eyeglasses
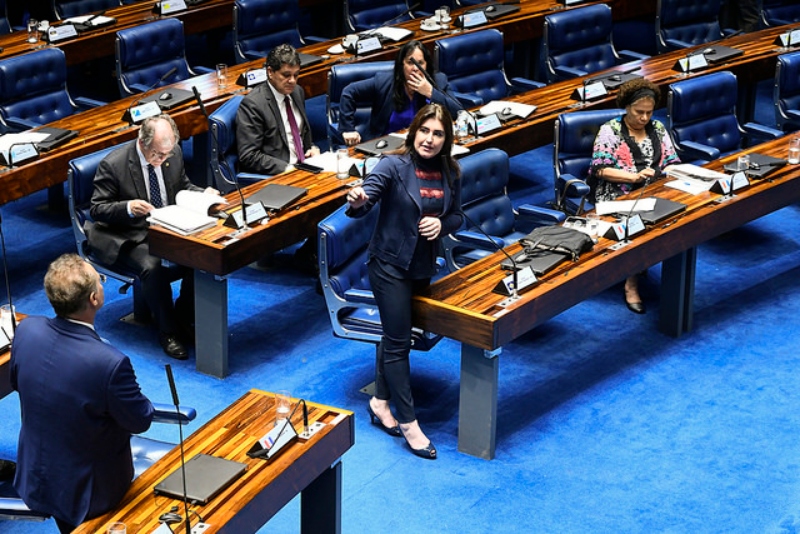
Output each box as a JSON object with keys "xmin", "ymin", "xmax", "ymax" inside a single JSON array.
[{"xmin": 147, "ymin": 146, "xmax": 174, "ymax": 160}]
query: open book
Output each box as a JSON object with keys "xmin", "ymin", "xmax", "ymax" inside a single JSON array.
[{"xmin": 148, "ymin": 190, "xmax": 226, "ymax": 236}]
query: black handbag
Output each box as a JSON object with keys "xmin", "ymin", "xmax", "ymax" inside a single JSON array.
[{"xmin": 518, "ymin": 226, "xmax": 594, "ymax": 261}]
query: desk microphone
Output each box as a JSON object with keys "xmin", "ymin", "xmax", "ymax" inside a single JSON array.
[
  {"xmin": 164, "ymin": 364, "xmax": 192, "ymax": 534},
  {"xmin": 0, "ymin": 210, "xmax": 16, "ymax": 339},
  {"xmin": 139, "ymin": 67, "xmax": 177, "ymax": 102},
  {"xmin": 611, "ymin": 173, "xmax": 653, "ymax": 249}
]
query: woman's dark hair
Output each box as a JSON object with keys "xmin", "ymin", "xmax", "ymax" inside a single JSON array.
[
  {"xmin": 616, "ymin": 78, "xmax": 660, "ymax": 109},
  {"xmin": 401, "ymin": 103, "xmax": 460, "ymax": 179},
  {"xmin": 392, "ymin": 40, "xmax": 434, "ymax": 111}
]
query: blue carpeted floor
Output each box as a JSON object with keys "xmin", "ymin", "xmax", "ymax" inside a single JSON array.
[{"xmin": 2, "ymin": 84, "xmax": 800, "ymax": 533}]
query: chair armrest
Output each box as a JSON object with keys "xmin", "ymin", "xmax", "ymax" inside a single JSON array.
[
  {"xmin": 557, "ymin": 174, "xmax": 590, "ymax": 198},
  {"xmin": 452, "ymin": 229, "xmax": 505, "ymax": 249},
  {"xmin": 453, "ymin": 91, "xmax": 483, "ymax": 107},
  {"xmin": 787, "ymin": 110, "xmax": 800, "ymax": 121},
  {"xmin": 4, "ymin": 117, "xmax": 40, "ymax": 131},
  {"xmin": 741, "ymin": 122, "xmax": 783, "ymax": 140},
  {"xmin": 343, "ymin": 288, "xmax": 375, "ymax": 305},
  {"xmin": 509, "ymin": 77, "xmax": 545, "ymax": 92},
  {"xmin": 237, "ymin": 172, "xmax": 272, "ymax": 185},
  {"xmin": 618, "ymin": 50, "xmax": 649, "ymax": 62},
  {"xmin": 151, "ymin": 403, "xmax": 197, "ymax": 425},
  {"xmin": 517, "ymin": 204, "xmax": 567, "ymax": 226},
  {"xmin": 74, "ymin": 96, "xmax": 106, "ymax": 109},
  {"xmin": 665, "ymin": 38, "xmax": 694, "ymax": 50},
  {"xmin": 554, "ymin": 65, "xmax": 587, "ymax": 80},
  {"xmin": 679, "ymin": 140, "xmax": 720, "ymax": 161}
]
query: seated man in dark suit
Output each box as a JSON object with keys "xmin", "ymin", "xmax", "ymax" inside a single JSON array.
[
  {"xmin": 236, "ymin": 43, "xmax": 320, "ymax": 175},
  {"xmin": 11, "ymin": 253, "xmax": 155, "ymax": 533},
  {"xmin": 87, "ymin": 114, "xmax": 218, "ymax": 359}
]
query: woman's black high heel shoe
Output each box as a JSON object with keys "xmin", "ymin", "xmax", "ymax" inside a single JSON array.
[
  {"xmin": 367, "ymin": 405, "xmax": 402, "ymax": 437},
  {"xmin": 403, "ymin": 436, "xmax": 437, "ymax": 460}
]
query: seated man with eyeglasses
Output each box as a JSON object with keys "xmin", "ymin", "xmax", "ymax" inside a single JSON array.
[{"xmin": 86, "ymin": 114, "xmax": 218, "ymax": 359}]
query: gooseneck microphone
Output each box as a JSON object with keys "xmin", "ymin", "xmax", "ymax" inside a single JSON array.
[
  {"xmin": 0, "ymin": 209, "xmax": 15, "ymax": 337},
  {"xmin": 192, "ymin": 86, "xmax": 247, "ymax": 225},
  {"xmin": 613, "ymin": 172, "xmax": 652, "ymax": 248},
  {"xmin": 164, "ymin": 364, "xmax": 192, "ymax": 534},
  {"xmin": 140, "ymin": 67, "xmax": 178, "ymax": 100}
]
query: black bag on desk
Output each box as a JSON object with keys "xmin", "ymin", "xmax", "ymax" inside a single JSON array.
[{"xmin": 519, "ymin": 226, "xmax": 594, "ymax": 261}]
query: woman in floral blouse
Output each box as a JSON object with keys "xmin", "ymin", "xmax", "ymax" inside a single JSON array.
[{"xmin": 590, "ymin": 78, "xmax": 680, "ymax": 314}]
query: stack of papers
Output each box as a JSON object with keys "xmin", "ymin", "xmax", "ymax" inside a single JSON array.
[
  {"xmin": 372, "ymin": 27, "xmax": 413, "ymax": 42},
  {"xmin": 147, "ymin": 191, "xmax": 225, "ymax": 235},
  {"xmin": 664, "ymin": 164, "xmax": 727, "ymax": 194},
  {"xmin": 595, "ymin": 198, "xmax": 657, "ymax": 215},
  {"xmin": 65, "ymin": 14, "xmax": 116, "ymax": 27},
  {"xmin": 479, "ymin": 101, "xmax": 536, "ymax": 119}
]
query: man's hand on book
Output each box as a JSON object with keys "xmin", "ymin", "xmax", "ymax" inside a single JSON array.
[{"xmin": 130, "ymin": 199, "xmax": 155, "ymax": 218}]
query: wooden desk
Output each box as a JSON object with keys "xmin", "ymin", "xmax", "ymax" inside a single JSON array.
[
  {"xmin": 148, "ymin": 168, "xmax": 349, "ymax": 377},
  {"xmin": 0, "ymin": 348, "xmax": 10, "ymax": 400},
  {"xmin": 75, "ymin": 389, "xmax": 354, "ymax": 534},
  {"xmin": 412, "ymin": 135, "xmax": 800, "ymax": 459},
  {"xmin": 0, "ymin": 0, "xmax": 235, "ymax": 66}
]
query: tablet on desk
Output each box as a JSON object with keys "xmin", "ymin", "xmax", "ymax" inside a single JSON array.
[
  {"xmin": 248, "ymin": 183, "xmax": 308, "ymax": 211},
  {"xmin": 35, "ymin": 127, "xmax": 79, "ymax": 151},
  {"xmin": 355, "ymin": 135, "xmax": 405, "ymax": 156},
  {"xmin": 154, "ymin": 454, "xmax": 246, "ymax": 505},
  {"xmin": 633, "ymin": 198, "xmax": 687, "ymax": 225}
]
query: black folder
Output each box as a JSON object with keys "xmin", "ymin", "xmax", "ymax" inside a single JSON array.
[
  {"xmin": 723, "ymin": 153, "xmax": 787, "ymax": 179},
  {"xmin": 355, "ymin": 135, "xmax": 405, "ymax": 156},
  {"xmin": 703, "ymin": 45, "xmax": 744, "ymax": 64},
  {"xmin": 248, "ymin": 183, "xmax": 308, "ymax": 211},
  {"xmin": 483, "ymin": 4, "xmax": 521, "ymax": 20},
  {"xmin": 298, "ymin": 53, "xmax": 324, "ymax": 68},
  {"xmin": 34, "ymin": 127, "xmax": 79, "ymax": 151},
  {"xmin": 139, "ymin": 88, "xmax": 195, "ymax": 110},
  {"xmin": 634, "ymin": 198, "xmax": 687, "ymax": 225},
  {"xmin": 154, "ymin": 453, "xmax": 246, "ymax": 505},
  {"xmin": 501, "ymin": 248, "xmax": 567, "ymax": 275}
]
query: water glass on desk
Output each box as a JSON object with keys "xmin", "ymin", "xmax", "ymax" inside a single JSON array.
[
  {"xmin": 437, "ymin": 6, "xmax": 451, "ymax": 30},
  {"xmin": 27, "ymin": 19, "xmax": 39, "ymax": 43},
  {"xmin": 336, "ymin": 148, "xmax": 350, "ymax": 179},
  {"xmin": 789, "ymin": 137, "xmax": 800, "ymax": 164},
  {"xmin": 275, "ymin": 390, "xmax": 291, "ymax": 426},
  {"xmin": 107, "ymin": 522, "xmax": 126, "ymax": 534},
  {"xmin": 216, "ymin": 63, "xmax": 228, "ymax": 89}
]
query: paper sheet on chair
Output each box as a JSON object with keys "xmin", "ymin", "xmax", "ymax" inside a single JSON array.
[{"xmin": 595, "ymin": 198, "xmax": 657, "ymax": 215}]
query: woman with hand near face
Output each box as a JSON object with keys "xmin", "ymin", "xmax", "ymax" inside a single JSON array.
[
  {"xmin": 346, "ymin": 104, "xmax": 462, "ymax": 459},
  {"xmin": 338, "ymin": 40, "xmax": 462, "ymax": 147},
  {"xmin": 590, "ymin": 78, "xmax": 680, "ymax": 314}
]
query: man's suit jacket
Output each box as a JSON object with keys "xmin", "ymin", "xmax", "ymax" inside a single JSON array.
[
  {"xmin": 236, "ymin": 82, "xmax": 314, "ymax": 175},
  {"xmin": 338, "ymin": 71, "xmax": 462, "ymax": 143},
  {"xmin": 11, "ymin": 316, "xmax": 154, "ymax": 526},
  {"xmin": 87, "ymin": 141, "xmax": 201, "ymax": 265}
]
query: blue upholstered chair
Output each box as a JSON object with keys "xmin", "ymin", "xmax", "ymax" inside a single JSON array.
[
  {"xmin": 433, "ymin": 29, "xmax": 543, "ymax": 107},
  {"xmin": 68, "ymin": 144, "xmax": 152, "ymax": 322},
  {"xmin": 0, "ymin": 48, "xmax": 104, "ymax": 134},
  {"xmin": 553, "ymin": 108, "xmax": 625, "ymax": 215},
  {"xmin": 441, "ymin": 149, "xmax": 565, "ymax": 271},
  {"xmin": 114, "ymin": 18, "xmax": 212, "ymax": 97},
  {"xmin": 655, "ymin": 0, "xmax": 728, "ymax": 52},
  {"xmin": 326, "ymin": 60, "xmax": 394, "ymax": 147},
  {"xmin": 233, "ymin": 0, "xmax": 325, "ymax": 64},
  {"xmin": 761, "ymin": 0, "xmax": 800, "ymax": 26},
  {"xmin": 53, "ymin": 0, "xmax": 122, "ymax": 19},
  {"xmin": 775, "ymin": 51, "xmax": 800, "ymax": 132},
  {"xmin": 543, "ymin": 4, "xmax": 648, "ymax": 83},
  {"xmin": 207, "ymin": 95, "xmax": 272, "ymax": 193},
  {"xmin": 0, "ymin": 0, "xmax": 11, "ymax": 34},
  {"xmin": 0, "ymin": 403, "xmax": 196, "ymax": 522},
  {"xmin": 667, "ymin": 71, "xmax": 782, "ymax": 162},
  {"xmin": 318, "ymin": 204, "xmax": 441, "ymax": 352},
  {"xmin": 344, "ymin": 0, "xmax": 415, "ymax": 32}
]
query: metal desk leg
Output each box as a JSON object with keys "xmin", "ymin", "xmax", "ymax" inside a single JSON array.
[
  {"xmin": 458, "ymin": 344, "xmax": 500, "ymax": 460},
  {"xmin": 194, "ymin": 270, "xmax": 229, "ymax": 377},
  {"xmin": 659, "ymin": 247, "xmax": 696, "ymax": 337},
  {"xmin": 301, "ymin": 460, "xmax": 342, "ymax": 534}
]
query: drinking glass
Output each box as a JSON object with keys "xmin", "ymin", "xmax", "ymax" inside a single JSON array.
[
  {"xmin": 107, "ymin": 522, "xmax": 126, "ymax": 534},
  {"xmin": 27, "ymin": 19, "xmax": 39, "ymax": 43},
  {"xmin": 438, "ymin": 6, "xmax": 451, "ymax": 30},
  {"xmin": 789, "ymin": 137, "xmax": 800, "ymax": 164},
  {"xmin": 736, "ymin": 154, "xmax": 750, "ymax": 172},
  {"xmin": 275, "ymin": 390, "xmax": 291, "ymax": 426},
  {"xmin": 216, "ymin": 63, "xmax": 228, "ymax": 89},
  {"xmin": 336, "ymin": 148, "xmax": 350, "ymax": 179}
]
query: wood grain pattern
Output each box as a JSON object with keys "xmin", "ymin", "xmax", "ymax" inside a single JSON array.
[
  {"xmin": 74, "ymin": 389, "xmax": 354, "ymax": 534},
  {"xmin": 413, "ymin": 136, "xmax": 800, "ymax": 349}
]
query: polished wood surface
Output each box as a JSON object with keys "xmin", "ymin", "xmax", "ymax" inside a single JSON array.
[
  {"xmin": 148, "ymin": 167, "xmax": 349, "ymax": 275},
  {"xmin": 74, "ymin": 389, "xmax": 354, "ymax": 534},
  {"xmin": 0, "ymin": 0, "xmax": 235, "ymax": 66},
  {"xmin": 412, "ymin": 135, "xmax": 800, "ymax": 350}
]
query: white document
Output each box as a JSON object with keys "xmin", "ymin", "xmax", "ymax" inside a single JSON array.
[
  {"xmin": 373, "ymin": 26, "xmax": 413, "ymax": 42},
  {"xmin": 595, "ymin": 198, "xmax": 657, "ymax": 216},
  {"xmin": 147, "ymin": 191, "xmax": 226, "ymax": 235},
  {"xmin": 664, "ymin": 178, "xmax": 714, "ymax": 195},
  {"xmin": 666, "ymin": 163, "xmax": 727, "ymax": 182},
  {"xmin": 479, "ymin": 100, "xmax": 537, "ymax": 119},
  {"xmin": 0, "ymin": 132, "xmax": 49, "ymax": 162},
  {"xmin": 65, "ymin": 15, "xmax": 115, "ymax": 26}
]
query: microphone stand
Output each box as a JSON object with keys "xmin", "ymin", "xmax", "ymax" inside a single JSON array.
[
  {"xmin": 609, "ymin": 174, "xmax": 651, "ymax": 250},
  {"xmin": 192, "ymin": 86, "xmax": 248, "ymax": 228},
  {"xmin": 0, "ymin": 210, "xmax": 16, "ymax": 338},
  {"xmin": 139, "ymin": 66, "xmax": 178, "ymax": 102},
  {"xmin": 164, "ymin": 364, "xmax": 192, "ymax": 534}
]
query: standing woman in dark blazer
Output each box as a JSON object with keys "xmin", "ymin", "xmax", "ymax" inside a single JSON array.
[
  {"xmin": 338, "ymin": 40, "xmax": 462, "ymax": 146},
  {"xmin": 346, "ymin": 104, "xmax": 462, "ymax": 459}
]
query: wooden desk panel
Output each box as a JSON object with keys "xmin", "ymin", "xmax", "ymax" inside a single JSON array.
[
  {"xmin": 0, "ymin": 349, "xmax": 10, "ymax": 400},
  {"xmin": 75, "ymin": 389, "xmax": 354, "ymax": 534}
]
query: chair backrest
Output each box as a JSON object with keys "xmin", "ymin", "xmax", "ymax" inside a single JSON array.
[
  {"xmin": 761, "ymin": 0, "xmax": 800, "ymax": 26},
  {"xmin": 233, "ymin": 0, "xmax": 304, "ymax": 64},
  {"xmin": 326, "ymin": 60, "xmax": 394, "ymax": 146},
  {"xmin": 543, "ymin": 4, "xmax": 618, "ymax": 83},
  {"xmin": 0, "ymin": 48, "xmax": 76, "ymax": 133},
  {"xmin": 115, "ymin": 18, "xmax": 192, "ymax": 97},
  {"xmin": 458, "ymin": 148, "xmax": 515, "ymax": 237},
  {"xmin": 67, "ymin": 144, "xmax": 125, "ymax": 266},
  {"xmin": 53, "ymin": 0, "xmax": 121, "ymax": 19},
  {"xmin": 656, "ymin": 0, "xmax": 723, "ymax": 52},
  {"xmin": 208, "ymin": 94, "xmax": 244, "ymax": 193},
  {"xmin": 775, "ymin": 51, "xmax": 800, "ymax": 130},
  {"xmin": 434, "ymin": 29, "xmax": 511, "ymax": 105},
  {"xmin": 667, "ymin": 70, "xmax": 742, "ymax": 157},
  {"xmin": 344, "ymin": 0, "xmax": 412, "ymax": 32},
  {"xmin": 0, "ymin": 0, "xmax": 11, "ymax": 34}
]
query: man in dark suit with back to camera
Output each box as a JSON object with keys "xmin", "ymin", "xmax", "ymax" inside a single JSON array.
[
  {"xmin": 88, "ymin": 114, "xmax": 218, "ymax": 359},
  {"xmin": 11, "ymin": 253, "xmax": 155, "ymax": 533},
  {"xmin": 236, "ymin": 43, "xmax": 320, "ymax": 175}
]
